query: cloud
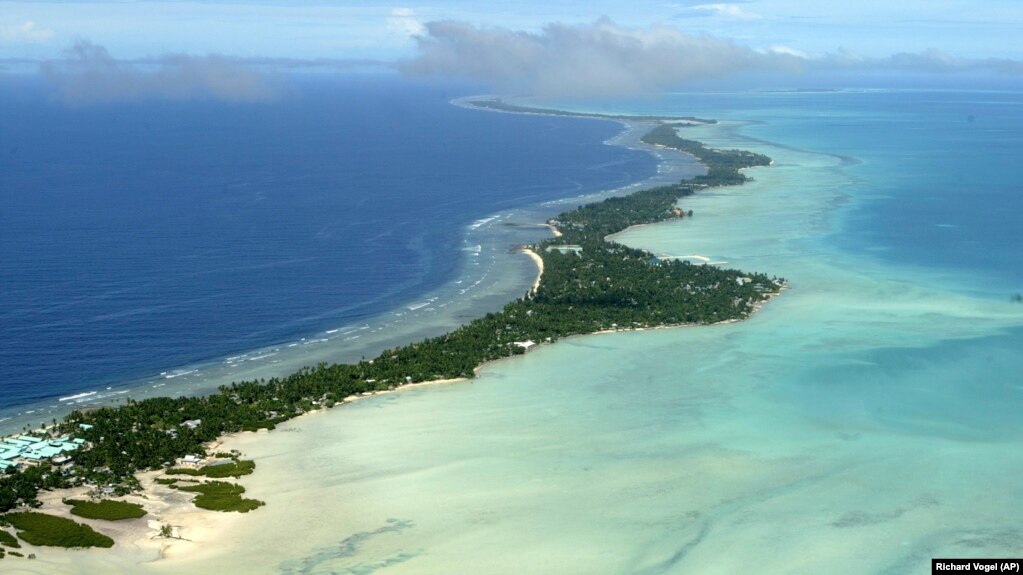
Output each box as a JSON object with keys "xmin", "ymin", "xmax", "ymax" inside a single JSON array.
[
  {"xmin": 402, "ymin": 18, "xmax": 802, "ymax": 97},
  {"xmin": 388, "ymin": 7, "xmax": 425, "ymax": 38},
  {"xmin": 0, "ymin": 21, "xmax": 54, "ymax": 44},
  {"xmin": 403, "ymin": 19, "xmax": 1023, "ymax": 96},
  {"xmin": 41, "ymin": 40, "xmax": 277, "ymax": 105},
  {"xmin": 765, "ymin": 45, "xmax": 809, "ymax": 59},
  {"xmin": 684, "ymin": 4, "xmax": 760, "ymax": 20}
]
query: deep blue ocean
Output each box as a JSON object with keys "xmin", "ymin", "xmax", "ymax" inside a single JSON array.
[{"xmin": 0, "ymin": 74, "xmax": 657, "ymax": 410}]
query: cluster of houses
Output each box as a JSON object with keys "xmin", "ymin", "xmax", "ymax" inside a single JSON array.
[{"xmin": 0, "ymin": 425, "xmax": 91, "ymax": 472}]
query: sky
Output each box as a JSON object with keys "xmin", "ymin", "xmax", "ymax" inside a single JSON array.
[
  {"xmin": 3, "ymin": 1, "xmax": 1022, "ymax": 98},
  {"xmin": 3, "ymin": 0, "xmax": 1022, "ymax": 61}
]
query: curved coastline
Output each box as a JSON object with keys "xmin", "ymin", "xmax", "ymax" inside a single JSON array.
[
  {"xmin": 0, "ymin": 104, "xmax": 698, "ymax": 438},
  {"xmin": 0, "ymin": 98, "xmax": 786, "ymax": 570},
  {"xmin": 0, "ymin": 107, "xmax": 719, "ymax": 439}
]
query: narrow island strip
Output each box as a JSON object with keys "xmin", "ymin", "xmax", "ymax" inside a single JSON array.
[{"xmin": 0, "ymin": 102, "xmax": 785, "ymax": 559}]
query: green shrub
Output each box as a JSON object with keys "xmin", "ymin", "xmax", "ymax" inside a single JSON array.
[
  {"xmin": 63, "ymin": 499, "xmax": 146, "ymax": 521},
  {"xmin": 2, "ymin": 512, "xmax": 114, "ymax": 548},
  {"xmin": 202, "ymin": 460, "xmax": 255, "ymax": 479},
  {"xmin": 173, "ymin": 482, "xmax": 264, "ymax": 513},
  {"xmin": 164, "ymin": 468, "xmax": 203, "ymax": 477},
  {"xmin": 166, "ymin": 460, "xmax": 255, "ymax": 479},
  {"xmin": 0, "ymin": 529, "xmax": 19, "ymax": 547}
]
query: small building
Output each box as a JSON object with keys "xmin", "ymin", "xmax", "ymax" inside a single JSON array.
[
  {"xmin": 181, "ymin": 419, "xmax": 202, "ymax": 430},
  {"xmin": 178, "ymin": 454, "xmax": 203, "ymax": 467},
  {"xmin": 512, "ymin": 340, "xmax": 536, "ymax": 351}
]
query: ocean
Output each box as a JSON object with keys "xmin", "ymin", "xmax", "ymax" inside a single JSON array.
[
  {"xmin": 0, "ymin": 74, "xmax": 659, "ymax": 428},
  {"xmin": 6, "ymin": 80, "xmax": 1023, "ymax": 574}
]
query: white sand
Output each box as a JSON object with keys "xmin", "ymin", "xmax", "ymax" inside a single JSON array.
[{"xmin": 522, "ymin": 248, "xmax": 544, "ymax": 295}]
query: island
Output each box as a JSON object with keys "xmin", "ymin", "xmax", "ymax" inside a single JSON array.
[{"xmin": 0, "ymin": 105, "xmax": 783, "ymax": 557}]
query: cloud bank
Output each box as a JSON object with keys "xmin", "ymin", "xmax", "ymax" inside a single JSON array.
[
  {"xmin": 402, "ymin": 18, "xmax": 802, "ymax": 97},
  {"xmin": 41, "ymin": 40, "xmax": 277, "ymax": 105},
  {"xmin": 402, "ymin": 19, "xmax": 1023, "ymax": 97}
]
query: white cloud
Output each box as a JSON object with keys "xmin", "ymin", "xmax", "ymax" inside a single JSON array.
[
  {"xmin": 0, "ymin": 21, "xmax": 54, "ymax": 44},
  {"xmin": 42, "ymin": 40, "xmax": 277, "ymax": 105},
  {"xmin": 687, "ymin": 4, "xmax": 760, "ymax": 20},
  {"xmin": 403, "ymin": 18, "xmax": 1023, "ymax": 96},
  {"xmin": 388, "ymin": 7, "xmax": 425, "ymax": 38},
  {"xmin": 765, "ymin": 45, "xmax": 808, "ymax": 59},
  {"xmin": 402, "ymin": 18, "xmax": 802, "ymax": 97}
]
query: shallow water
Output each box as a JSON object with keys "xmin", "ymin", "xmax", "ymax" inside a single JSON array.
[{"xmin": 24, "ymin": 92, "xmax": 1023, "ymax": 574}]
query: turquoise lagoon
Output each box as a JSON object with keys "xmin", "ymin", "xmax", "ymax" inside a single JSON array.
[{"xmin": 45, "ymin": 91, "xmax": 1023, "ymax": 574}]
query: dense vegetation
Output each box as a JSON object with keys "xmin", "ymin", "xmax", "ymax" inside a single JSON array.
[
  {"xmin": 64, "ymin": 499, "xmax": 147, "ymax": 521},
  {"xmin": 0, "ymin": 120, "xmax": 781, "ymax": 526},
  {"xmin": 166, "ymin": 459, "xmax": 255, "ymax": 479},
  {"xmin": 171, "ymin": 481, "xmax": 264, "ymax": 513},
  {"xmin": 0, "ymin": 528, "xmax": 19, "ymax": 548},
  {"xmin": 0, "ymin": 464, "xmax": 67, "ymax": 511},
  {"xmin": 2, "ymin": 512, "xmax": 114, "ymax": 548}
]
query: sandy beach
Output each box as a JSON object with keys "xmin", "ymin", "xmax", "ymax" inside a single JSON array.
[{"xmin": 522, "ymin": 248, "xmax": 544, "ymax": 295}]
